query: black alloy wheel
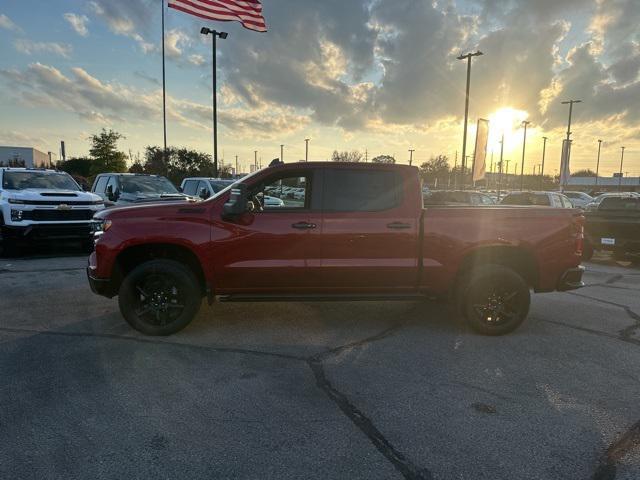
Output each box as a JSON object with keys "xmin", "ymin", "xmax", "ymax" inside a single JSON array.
[
  {"xmin": 459, "ymin": 264, "xmax": 530, "ymax": 335},
  {"xmin": 118, "ymin": 259, "xmax": 202, "ymax": 335}
]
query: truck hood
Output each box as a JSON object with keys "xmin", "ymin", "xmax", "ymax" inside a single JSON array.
[
  {"xmin": 2, "ymin": 188, "xmax": 102, "ymax": 202},
  {"xmin": 95, "ymin": 197, "xmax": 202, "ymax": 220},
  {"xmin": 116, "ymin": 192, "xmax": 194, "ymax": 203}
]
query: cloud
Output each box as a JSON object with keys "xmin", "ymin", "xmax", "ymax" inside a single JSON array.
[
  {"xmin": 0, "ymin": 130, "xmax": 47, "ymax": 148},
  {"xmin": 219, "ymin": 0, "xmax": 376, "ymax": 130},
  {"xmin": 63, "ymin": 13, "xmax": 89, "ymax": 37},
  {"xmin": 0, "ymin": 63, "xmax": 308, "ymax": 140},
  {"xmin": 0, "ymin": 13, "xmax": 21, "ymax": 32},
  {"xmin": 14, "ymin": 39, "xmax": 73, "ymax": 58},
  {"xmin": 134, "ymin": 70, "xmax": 160, "ymax": 86},
  {"xmin": 89, "ymin": 0, "xmax": 155, "ymax": 53},
  {"xmin": 188, "ymin": 54, "xmax": 205, "ymax": 66}
]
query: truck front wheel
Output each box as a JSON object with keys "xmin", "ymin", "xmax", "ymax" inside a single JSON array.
[
  {"xmin": 118, "ymin": 259, "xmax": 202, "ymax": 335},
  {"xmin": 458, "ymin": 265, "xmax": 530, "ymax": 336}
]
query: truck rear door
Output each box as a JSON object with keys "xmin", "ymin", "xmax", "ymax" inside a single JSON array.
[{"xmin": 318, "ymin": 167, "xmax": 420, "ymax": 291}]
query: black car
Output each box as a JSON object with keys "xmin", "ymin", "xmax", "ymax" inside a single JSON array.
[{"xmin": 584, "ymin": 194, "xmax": 640, "ymax": 262}]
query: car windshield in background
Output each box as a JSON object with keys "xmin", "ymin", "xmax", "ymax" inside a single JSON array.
[
  {"xmin": 502, "ymin": 193, "xmax": 550, "ymax": 206},
  {"xmin": 121, "ymin": 176, "xmax": 179, "ymax": 195},
  {"xmin": 2, "ymin": 171, "xmax": 80, "ymax": 191},
  {"xmin": 209, "ymin": 180, "xmax": 234, "ymax": 193}
]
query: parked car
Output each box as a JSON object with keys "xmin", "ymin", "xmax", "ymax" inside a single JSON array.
[
  {"xmin": 182, "ymin": 177, "xmax": 285, "ymax": 207},
  {"xmin": 563, "ymin": 191, "xmax": 594, "ymax": 209},
  {"xmin": 583, "ymin": 194, "xmax": 640, "ymax": 262},
  {"xmin": 88, "ymin": 162, "xmax": 584, "ymax": 337},
  {"xmin": 500, "ymin": 191, "xmax": 573, "ymax": 208},
  {"xmin": 585, "ymin": 191, "xmax": 640, "ymax": 211},
  {"xmin": 92, "ymin": 173, "xmax": 192, "ymax": 206},
  {"xmin": 423, "ymin": 190, "xmax": 495, "ymax": 206},
  {"xmin": 0, "ymin": 168, "xmax": 104, "ymax": 253},
  {"xmin": 180, "ymin": 177, "xmax": 234, "ymax": 199}
]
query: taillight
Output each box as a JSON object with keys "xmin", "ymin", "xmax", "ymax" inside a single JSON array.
[{"xmin": 572, "ymin": 215, "xmax": 584, "ymax": 255}]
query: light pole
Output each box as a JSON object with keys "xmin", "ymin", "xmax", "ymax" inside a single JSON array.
[
  {"xmin": 235, "ymin": 155, "xmax": 238, "ymax": 176},
  {"xmin": 254, "ymin": 150, "xmax": 258, "ymax": 170},
  {"xmin": 520, "ymin": 121, "xmax": 530, "ymax": 190},
  {"xmin": 561, "ymin": 99, "xmax": 581, "ymax": 191},
  {"xmin": 200, "ymin": 27, "xmax": 228, "ymax": 177},
  {"xmin": 304, "ymin": 139, "xmax": 309, "ymax": 162},
  {"xmin": 595, "ymin": 139, "xmax": 602, "ymax": 186},
  {"xmin": 280, "ymin": 144, "xmax": 284, "ymax": 162},
  {"xmin": 457, "ymin": 50, "xmax": 483, "ymax": 189},
  {"xmin": 619, "ymin": 146, "xmax": 626, "ymax": 191},
  {"xmin": 497, "ymin": 133, "xmax": 505, "ymax": 198},
  {"xmin": 540, "ymin": 136, "xmax": 547, "ymax": 190},
  {"xmin": 408, "ymin": 149, "xmax": 415, "ymax": 166}
]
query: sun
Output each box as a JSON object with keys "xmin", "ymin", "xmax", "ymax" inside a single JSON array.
[{"xmin": 486, "ymin": 107, "xmax": 530, "ymax": 153}]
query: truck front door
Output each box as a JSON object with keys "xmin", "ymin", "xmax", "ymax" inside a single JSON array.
[{"xmin": 214, "ymin": 170, "xmax": 322, "ymax": 292}]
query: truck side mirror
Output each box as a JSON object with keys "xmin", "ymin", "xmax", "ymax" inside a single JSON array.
[
  {"xmin": 223, "ymin": 183, "xmax": 248, "ymax": 217},
  {"xmin": 106, "ymin": 185, "xmax": 119, "ymax": 202},
  {"xmin": 199, "ymin": 187, "xmax": 210, "ymax": 200}
]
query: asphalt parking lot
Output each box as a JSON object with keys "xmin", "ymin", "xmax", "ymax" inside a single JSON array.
[{"xmin": 2, "ymin": 251, "xmax": 640, "ymax": 480}]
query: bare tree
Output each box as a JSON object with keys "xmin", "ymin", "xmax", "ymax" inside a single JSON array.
[{"xmin": 331, "ymin": 150, "xmax": 363, "ymax": 162}]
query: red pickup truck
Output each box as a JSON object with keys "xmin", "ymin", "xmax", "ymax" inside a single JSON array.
[{"xmin": 87, "ymin": 162, "xmax": 584, "ymax": 336}]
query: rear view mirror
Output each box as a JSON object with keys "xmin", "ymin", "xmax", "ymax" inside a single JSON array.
[{"xmin": 223, "ymin": 183, "xmax": 248, "ymax": 217}]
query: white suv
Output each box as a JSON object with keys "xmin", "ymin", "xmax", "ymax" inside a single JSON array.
[{"xmin": 0, "ymin": 168, "xmax": 105, "ymax": 253}]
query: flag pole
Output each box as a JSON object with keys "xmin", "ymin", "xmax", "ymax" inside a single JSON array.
[{"xmin": 162, "ymin": 0, "xmax": 167, "ymax": 157}]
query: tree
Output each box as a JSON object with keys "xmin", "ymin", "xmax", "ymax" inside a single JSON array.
[
  {"xmin": 571, "ymin": 169, "xmax": 597, "ymax": 177},
  {"xmin": 331, "ymin": 150, "xmax": 363, "ymax": 162},
  {"xmin": 89, "ymin": 129, "xmax": 127, "ymax": 175},
  {"xmin": 128, "ymin": 161, "xmax": 145, "ymax": 174},
  {"xmin": 142, "ymin": 146, "xmax": 217, "ymax": 184},
  {"xmin": 58, "ymin": 157, "xmax": 92, "ymax": 178},
  {"xmin": 420, "ymin": 155, "xmax": 450, "ymax": 186},
  {"xmin": 371, "ymin": 155, "xmax": 395, "ymax": 164}
]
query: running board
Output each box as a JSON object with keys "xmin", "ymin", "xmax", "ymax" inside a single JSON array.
[{"xmin": 217, "ymin": 293, "xmax": 427, "ymax": 303}]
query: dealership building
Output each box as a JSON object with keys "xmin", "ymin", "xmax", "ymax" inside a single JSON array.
[{"xmin": 0, "ymin": 146, "xmax": 51, "ymax": 168}]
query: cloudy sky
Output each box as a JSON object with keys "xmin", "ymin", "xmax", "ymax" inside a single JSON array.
[{"xmin": 1, "ymin": 0, "xmax": 639, "ymax": 175}]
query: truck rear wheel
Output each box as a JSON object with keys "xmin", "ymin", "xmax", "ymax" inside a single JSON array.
[
  {"xmin": 458, "ymin": 265, "xmax": 530, "ymax": 336},
  {"xmin": 118, "ymin": 259, "xmax": 202, "ymax": 335}
]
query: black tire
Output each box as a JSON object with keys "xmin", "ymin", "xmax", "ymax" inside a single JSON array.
[
  {"xmin": 582, "ymin": 239, "xmax": 594, "ymax": 261},
  {"xmin": 118, "ymin": 259, "xmax": 202, "ymax": 335},
  {"xmin": 0, "ymin": 237, "xmax": 19, "ymax": 258},
  {"xmin": 457, "ymin": 264, "xmax": 530, "ymax": 336}
]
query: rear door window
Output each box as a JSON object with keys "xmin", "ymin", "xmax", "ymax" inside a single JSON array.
[
  {"xmin": 182, "ymin": 180, "xmax": 198, "ymax": 196},
  {"xmin": 323, "ymin": 169, "xmax": 402, "ymax": 212}
]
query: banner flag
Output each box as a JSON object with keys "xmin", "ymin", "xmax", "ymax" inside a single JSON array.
[{"xmin": 472, "ymin": 118, "xmax": 490, "ymax": 183}]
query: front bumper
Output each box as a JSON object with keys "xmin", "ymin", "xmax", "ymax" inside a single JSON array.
[
  {"xmin": 557, "ymin": 266, "xmax": 585, "ymax": 291},
  {"xmin": 87, "ymin": 266, "xmax": 115, "ymax": 298},
  {"xmin": 1, "ymin": 223, "xmax": 93, "ymax": 242}
]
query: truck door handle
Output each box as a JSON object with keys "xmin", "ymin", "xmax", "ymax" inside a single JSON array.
[
  {"xmin": 291, "ymin": 221, "xmax": 316, "ymax": 229},
  {"xmin": 387, "ymin": 222, "xmax": 411, "ymax": 229}
]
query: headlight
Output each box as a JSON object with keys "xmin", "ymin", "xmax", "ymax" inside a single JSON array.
[
  {"xmin": 8, "ymin": 199, "xmax": 25, "ymax": 204},
  {"xmin": 10, "ymin": 209, "xmax": 24, "ymax": 221},
  {"xmin": 91, "ymin": 219, "xmax": 112, "ymax": 233},
  {"xmin": 93, "ymin": 200, "xmax": 105, "ymax": 205}
]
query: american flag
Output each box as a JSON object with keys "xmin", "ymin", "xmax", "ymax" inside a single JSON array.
[{"xmin": 168, "ymin": 0, "xmax": 267, "ymax": 32}]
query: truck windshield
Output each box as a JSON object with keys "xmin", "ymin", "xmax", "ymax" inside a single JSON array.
[
  {"xmin": 2, "ymin": 171, "xmax": 80, "ymax": 191},
  {"xmin": 120, "ymin": 176, "xmax": 179, "ymax": 195}
]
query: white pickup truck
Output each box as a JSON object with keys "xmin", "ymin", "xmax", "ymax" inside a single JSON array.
[{"xmin": 0, "ymin": 168, "xmax": 105, "ymax": 254}]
